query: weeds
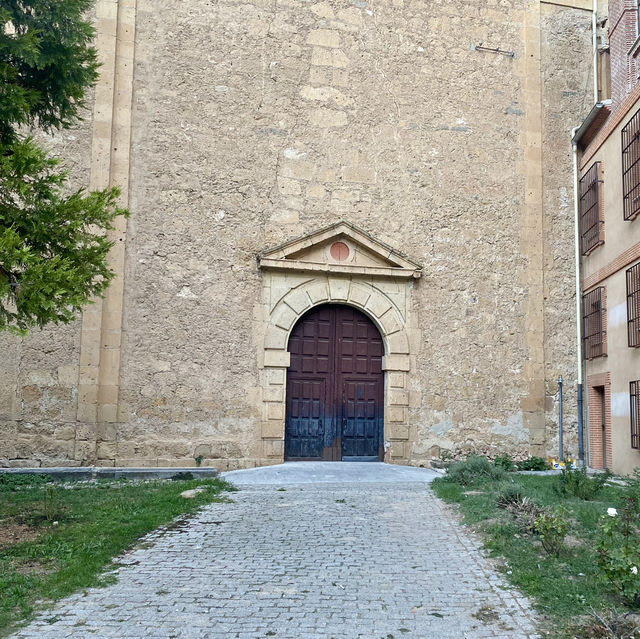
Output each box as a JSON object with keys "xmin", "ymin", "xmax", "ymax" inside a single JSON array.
[
  {"xmin": 445, "ymin": 455, "xmax": 507, "ymax": 486},
  {"xmin": 497, "ymin": 483, "xmax": 568, "ymax": 550},
  {"xmin": 433, "ymin": 458, "xmax": 637, "ymax": 636},
  {"xmin": 516, "ymin": 457, "xmax": 550, "ymax": 471},
  {"xmin": 42, "ymin": 485, "xmax": 65, "ymax": 523},
  {"xmin": 573, "ymin": 607, "xmax": 640, "ymax": 638},
  {"xmin": 497, "ymin": 490, "xmax": 545, "ymax": 534},
  {"xmin": 496, "ymin": 483, "xmax": 525, "ymax": 507},
  {"xmin": 0, "ymin": 474, "xmax": 52, "ymax": 491},
  {"xmin": 494, "ymin": 455, "xmax": 515, "ymax": 471},
  {"xmin": 534, "ymin": 507, "xmax": 569, "ymax": 556},
  {"xmin": 555, "ymin": 467, "xmax": 611, "ymax": 500},
  {"xmin": 596, "ymin": 493, "xmax": 640, "ymax": 606}
]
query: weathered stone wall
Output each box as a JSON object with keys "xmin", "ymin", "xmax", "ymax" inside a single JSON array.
[
  {"xmin": 0, "ymin": 0, "xmax": 596, "ymax": 469},
  {"xmin": 0, "ymin": 111, "xmax": 94, "ymax": 467},
  {"xmin": 540, "ymin": 4, "xmax": 595, "ymax": 460}
]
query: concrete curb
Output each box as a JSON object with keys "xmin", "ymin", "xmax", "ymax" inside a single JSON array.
[{"xmin": 0, "ymin": 467, "xmax": 218, "ymax": 481}]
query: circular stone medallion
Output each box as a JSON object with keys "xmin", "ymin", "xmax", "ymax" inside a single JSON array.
[{"xmin": 330, "ymin": 241, "xmax": 350, "ymax": 261}]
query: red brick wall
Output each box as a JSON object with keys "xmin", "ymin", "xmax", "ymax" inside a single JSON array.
[
  {"xmin": 583, "ymin": 240, "xmax": 640, "ymax": 289},
  {"xmin": 609, "ymin": 0, "xmax": 640, "ymax": 108},
  {"xmin": 587, "ymin": 372, "xmax": 612, "ymax": 469}
]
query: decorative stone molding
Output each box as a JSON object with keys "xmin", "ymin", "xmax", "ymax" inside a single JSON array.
[
  {"xmin": 257, "ymin": 222, "xmax": 421, "ymax": 463},
  {"xmin": 258, "ymin": 220, "xmax": 423, "ymax": 279}
]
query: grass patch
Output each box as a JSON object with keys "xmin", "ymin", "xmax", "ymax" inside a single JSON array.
[
  {"xmin": 433, "ymin": 470, "xmax": 637, "ymax": 638},
  {"xmin": 0, "ymin": 475, "xmax": 232, "ymax": 636}
]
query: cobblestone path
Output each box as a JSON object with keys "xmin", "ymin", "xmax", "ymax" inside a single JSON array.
[{"xmin": 11, "ymin": 475, "xmax": 540, "ymax": 638}]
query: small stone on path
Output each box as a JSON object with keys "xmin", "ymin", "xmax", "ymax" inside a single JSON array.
[{"xmin": 179, "ymin": 487, "xmax": 206, "ymax": 499}]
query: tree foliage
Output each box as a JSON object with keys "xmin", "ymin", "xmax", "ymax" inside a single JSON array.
[{"xmin": 0, "ymin": 0, "xmax": 127, "ymax": 333}]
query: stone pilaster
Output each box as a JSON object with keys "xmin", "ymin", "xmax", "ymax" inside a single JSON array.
[
  {"xmin": 519, "ymin": 0, "xmax": 547, "ymax": 454},
  {"xmin": 76, "ymin": 0, "xmax": 137, "ymax": 463}
]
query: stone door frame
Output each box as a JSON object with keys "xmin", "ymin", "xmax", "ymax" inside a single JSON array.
[{"xmin": 259, "ymin": 276, "xmax": 413, "ymax": 463}]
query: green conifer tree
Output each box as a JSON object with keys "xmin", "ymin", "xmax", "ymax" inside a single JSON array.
[{"xmin": 0, "ymin": 0, "xmax": 127, "ymax": 333}]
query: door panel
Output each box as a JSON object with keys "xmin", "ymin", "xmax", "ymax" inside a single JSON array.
[
  {"xmin": 341, "ymin": 379, "xmax": 383, "ymax": 458},
  {"xmin": 285, "ymin": 305, "xmax": 384, "ymax": 461},
  {"xmin": 285, "ymin": 379, "xmax": 326, "ymax": 459}
]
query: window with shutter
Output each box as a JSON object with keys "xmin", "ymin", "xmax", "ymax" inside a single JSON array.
[
  {"xmin": 627, "ymin": 263, "xmax": 640, "ymax": 347},
  {"xmin": 622, "ymin": 109, "xmax": 640, "ymax": 221},
  {"xmin": 579, "ymin": 162, "xmax": 604, "ymax": 255},
  {"xmin": 583, "ymin": 287, "xmax": 607, "ymax": 359}
]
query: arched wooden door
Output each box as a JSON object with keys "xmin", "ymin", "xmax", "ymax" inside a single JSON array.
[{"xmin": 285, "ymin": 304, "xmax": 384, "ymax": 461}]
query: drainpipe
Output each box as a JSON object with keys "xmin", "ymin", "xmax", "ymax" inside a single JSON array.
[
  {"xmin": 571, "ymin": 0, "xmax": 598, "ymax": 465},
  {"xmin": 571, "ymin": 126, "xmax": 585, "ymax": 465},
  {"xmin": 593, "ymin": 0, "xmax": 599, "ymax": 104},
  {"xmin": 558, "ymin": 376, "xmax": 564, "ymax": 460}
]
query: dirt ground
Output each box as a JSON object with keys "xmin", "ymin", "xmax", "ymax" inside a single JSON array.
[{"xmin": 0, "ymin": 522, "xmax": 40, "ymax": 550}]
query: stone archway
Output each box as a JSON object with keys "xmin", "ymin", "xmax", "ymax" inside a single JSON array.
[
  {"xmin": 259, "ymin": 276, "xmax": 413, "ymax": 463},
  {"xmin": 256, "ymin": 221, "xmax": 421, "ymax": 465}
]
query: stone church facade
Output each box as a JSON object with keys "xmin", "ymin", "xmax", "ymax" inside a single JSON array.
[{"xmin": 0, "ymin": 0, "xmax": 600, "ymax": 469}]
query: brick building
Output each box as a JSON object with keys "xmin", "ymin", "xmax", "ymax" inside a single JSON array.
[
  {"xmin": 0, "ymin": 0, "xmax": 603, "ymax": 469},
  {"xmin": 575, "ymin": 0, "xmax": 640, "ymax": 474}
]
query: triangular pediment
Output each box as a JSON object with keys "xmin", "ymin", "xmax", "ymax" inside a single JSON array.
[{"xmin": 257, "ymin": 221, "xmax": 422, "ymax": 279}]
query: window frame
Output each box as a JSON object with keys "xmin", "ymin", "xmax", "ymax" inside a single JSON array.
[
  {"xmin": 583, "ymin": 287, "xmax": 607, "ymax": 359},
  {"xmin": 622, "ymin": 108, "xmax": 640, "ymax": 221},
  {"xmin": 631, "ymin": 380, "xmax": 639, "ymax": 449},
  {"xmin": 627, "ymin": 262, "xmax": 640, "ymax": 347},
  {"xmin": 579, "ymin": 162, "xmax": 604, "ymax": 255}
]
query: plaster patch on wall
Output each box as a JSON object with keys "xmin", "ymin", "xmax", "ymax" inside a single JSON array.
[
  {"xmin": 177, "ymin": 286, "xmax": 198, "ymax": 299},
  {"xmin": 612, "ymin": 392, "xmax": 630, "ymax": 417},
  {"xmin": 412, "ymin": 435, "xmax": 453, "ymax": 456},
  {"xmin": 284, "ymin": 148, "xmax": 307, "ymax": 160},
  {"xmin": 430, "ymin": 417, "xmax": 454, "ymax": 436},
  {"xmin": 491, "ymin": 412, "xmax": 528, "ymax": 441},
  {"xmin": 609, "ymin": 303, "xmax": 627, "ymax": 328}
]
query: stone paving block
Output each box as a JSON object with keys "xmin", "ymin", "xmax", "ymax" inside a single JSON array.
[{"xmin": 9, "ymin": 481, "xmax": 540, "ymax": 639}]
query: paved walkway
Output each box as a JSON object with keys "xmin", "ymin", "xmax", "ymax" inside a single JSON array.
[
  {"xmin": 11, "ymin": 463, "xmax": 540, "ymax": 639},
  {"xmin": 222, "ymin": 461, "xmax": 439, "ymax": 485}
]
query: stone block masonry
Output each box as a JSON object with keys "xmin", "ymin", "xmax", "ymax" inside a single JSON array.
[{"xmin": 0, "ymin": 0, "xmax": 595, "ymax": 469}]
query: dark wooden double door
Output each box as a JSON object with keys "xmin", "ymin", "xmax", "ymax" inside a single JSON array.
[{"xmin": 285, "ymin": 305, "xmax": 384, "ymax": 461}]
